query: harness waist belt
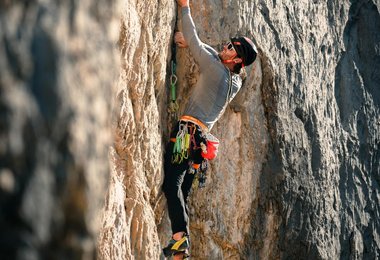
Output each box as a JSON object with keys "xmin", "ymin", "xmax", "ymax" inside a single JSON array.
[{"xmin": 180, "ymin": 115, "xmax": 208, "ymax": 132}]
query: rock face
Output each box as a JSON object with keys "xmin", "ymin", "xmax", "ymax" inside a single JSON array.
[
  {"xmin": 0, "ymin": 1, "xmax": 119, "ymax": 259},
  {"xmin": 1, "ymin": 0, "xmax": 379, "ymax": 260},
  {"xmin": 99, "ymin": 0, "xmax": 380, "ymax": 259}
]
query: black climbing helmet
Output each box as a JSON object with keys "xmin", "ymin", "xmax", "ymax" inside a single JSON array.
[{"xmin": 231, "ymin": 37, "xmax": 257, "ymax": 67}]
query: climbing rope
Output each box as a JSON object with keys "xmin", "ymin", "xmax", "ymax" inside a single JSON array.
[{"xmin": 168, "ymin": 12, "xmax": 179, "ymax": 122}]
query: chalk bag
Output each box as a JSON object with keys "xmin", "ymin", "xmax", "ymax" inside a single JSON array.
[{"xmin": 200, "ymin": 133, "xmax": 219, "ymax": 160}]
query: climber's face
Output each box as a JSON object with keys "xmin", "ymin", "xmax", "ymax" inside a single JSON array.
[{"xmin": 219, "ymin": 42, "xmax": 238, "ymax": 62}]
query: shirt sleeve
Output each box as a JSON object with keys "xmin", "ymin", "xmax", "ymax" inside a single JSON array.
[{"xmin": 181, "ymin": 7, "xmax": 219, "ymax": 70}]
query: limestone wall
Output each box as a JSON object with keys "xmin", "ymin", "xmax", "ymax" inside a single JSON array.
[{"xmin": 0, "ymin": 1, "xmax": 379, "ymax": 259}]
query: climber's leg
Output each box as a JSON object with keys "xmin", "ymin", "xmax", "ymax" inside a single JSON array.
[{"xmin": 163, "ymin": 140, "xmax": 191, "ymax": 235}]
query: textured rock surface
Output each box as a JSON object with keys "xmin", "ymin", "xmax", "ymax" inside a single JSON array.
[
  {"xmin": 99, "ymin": 0, "xmax": 379, "ymax": 259},
  {"xmin": 1, "ymin": 0, "xmax": 379, "ymax": 260},
  {"xmin": 0, "ymin": 1, "xmax": 120, "ymax": 259},
  {"xmin": 98, "ymin": 0, "xmax": 175, "ymax": 259}
]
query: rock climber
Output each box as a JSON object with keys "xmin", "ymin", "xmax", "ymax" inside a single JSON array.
[{"xmin": 162, "ymin": 0, "xmax": 258, "ymax": 259}]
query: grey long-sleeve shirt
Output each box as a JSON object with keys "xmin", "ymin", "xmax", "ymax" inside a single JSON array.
[{"xmin": 181, "ymin": 7, "xmax": 242, "ymax": 130}]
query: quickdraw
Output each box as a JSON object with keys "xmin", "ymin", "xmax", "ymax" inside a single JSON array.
[
  {"xmin": 168, "ymin": 11, "xmax": 179, "ymax": 123},
  {"xmin": 191, "ymin": 160, "xmax": 209, "ymax": 189},
  {"xmin": 172, "ymin": 122, "xmax": 196, "ymax": 164},
  {"xmin": 169, "ymin": 61, "xmax": 179, "ymax": 118},
  {"xmin": 189, "ymin": 125, "xmax": 199, "ymax": 149}
]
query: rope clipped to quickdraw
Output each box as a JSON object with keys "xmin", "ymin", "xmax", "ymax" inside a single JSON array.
[
  {"xmin": 168, "ymin": 13, "xmax": 179, "ymax": 122},
  {"xmin": 169, "ymin": 61, "xmax": 179, "ymax": 118}
]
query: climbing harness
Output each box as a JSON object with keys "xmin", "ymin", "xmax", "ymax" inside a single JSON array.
[
  {"xmin": 170, "ymin": 115, "xmax": 214, "ymax": 188},
  {"xmin": 180, "ymin": 115, "xmax": 208, "ymax": 132}
]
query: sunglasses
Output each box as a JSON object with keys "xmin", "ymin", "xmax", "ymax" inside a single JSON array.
[{"xmin": 225, "ymin": 42, "xmax": 235, "ymax": 51}]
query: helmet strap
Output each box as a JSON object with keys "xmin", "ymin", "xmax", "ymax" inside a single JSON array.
[
  {"xmin": 222, "ymin": 59, "xmax": 236, "ymax": 64},
  {"xmin": 222, "ymin": 57, "xmax": 243, "ymax": 65}
]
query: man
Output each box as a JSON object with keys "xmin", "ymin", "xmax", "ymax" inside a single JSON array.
[{"xmin": 162, "ymin": 0, "xmax": 257, "ymax": 258}]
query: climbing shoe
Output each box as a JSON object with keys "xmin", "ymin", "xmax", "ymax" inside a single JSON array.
[
  {"xmin": 163, "ymin": 236, "xmax": 190, "ymax": 258},
  {"xmin": 174, "ymin": 249, "xmax": 190, "ymax": 259}
]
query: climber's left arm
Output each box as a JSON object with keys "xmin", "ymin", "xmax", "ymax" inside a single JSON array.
[{"xmin": 180, "ymin": 6, "xmax": 219, "ymax": 70}]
